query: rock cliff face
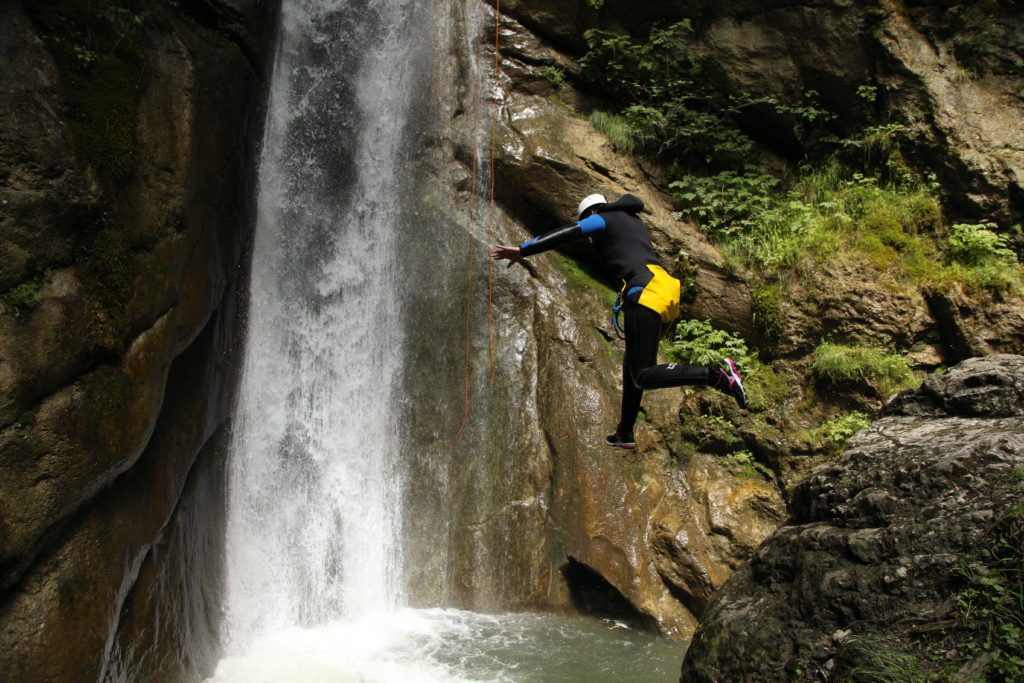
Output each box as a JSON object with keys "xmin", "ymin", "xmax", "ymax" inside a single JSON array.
[
  {"xmin": 0, "ymin": 0, "xmax": 273, "ymax": 678},
  {"xmin": 679, "ymin": 354, "xmax": 1024, "ymax": 681},
  {"xmin": 463, "ymin": 0, "xmax": 1024, "ymax": 639}
]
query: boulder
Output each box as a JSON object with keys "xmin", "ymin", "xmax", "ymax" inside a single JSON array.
[{"xmin": 679, "ymin": 354, "xmax": 1024, "ymax": 681}]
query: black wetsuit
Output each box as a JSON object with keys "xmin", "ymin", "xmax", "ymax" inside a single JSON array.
[{"xmin": 519, "ymin": 195, "xmax": 713, "ymax": 435}]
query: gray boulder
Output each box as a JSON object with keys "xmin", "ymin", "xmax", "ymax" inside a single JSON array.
[{"xmin": 680, "ymin": 354, "xmax": 1024, "ymax": 682}]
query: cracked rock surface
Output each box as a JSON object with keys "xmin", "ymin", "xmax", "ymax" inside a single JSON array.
[{"xmin": 680, "ymin": 354, "xmax": 1024, "ymax": 682}]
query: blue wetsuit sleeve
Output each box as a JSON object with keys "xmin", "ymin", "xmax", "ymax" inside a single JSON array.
[
  {"xmin": 578, "ymin": 214, "xmax": 607, "ymax": 235},
  {"xmin": 519, "ymin": 215, "xmax": 606, "ymax": 257}
]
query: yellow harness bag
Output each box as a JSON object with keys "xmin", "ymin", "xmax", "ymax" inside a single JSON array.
[
  {"xmin": 636, "ymin": 264, "xmax": 681, "ymax": 322},
  {"xmin": 614, "ymin": 264, "xmax": 681, "ymax": 331}
]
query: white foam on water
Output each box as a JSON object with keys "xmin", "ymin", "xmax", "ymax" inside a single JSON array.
[{"xmin": 208, "ymin": 609, "xmax": 682, "ymax": 683}]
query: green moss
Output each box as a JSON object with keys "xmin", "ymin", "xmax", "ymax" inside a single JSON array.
[
  {"xmin": 673, "ymin": 251, "xmax": 700, "ymax": 305},
  {"xmin": 744, "ymin": 360, "xmax": 792, "ymax": 414},
  {"xmin": 3, "ymin": 279, "xmax": 42, "ymax": 315},
  {"xmin": 26, "ymin": 0, "xmax": 151, "ymax": 189},
  {"xmin": 751, "ymin": 282, "xmax": 783, "ymax": 338},
  {"xmin": 551, "ymin": 253, "xmax": 616, "ymax": 309},
  {"xmin": 810, "ymin": 342, "xmax": 922, "ymax": 399}
]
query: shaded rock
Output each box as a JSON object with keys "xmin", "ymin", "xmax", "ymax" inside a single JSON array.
[
  {"xmin": 768, "ymin": 260, "xmax": 937, "ymax": 359},
  {"xmin": 885, "ymin": 353, "xmax": 1024, "ymax": 418},
  {"xmin": 679, "ymin": 354, "xmax": 1024, "ymax": 682},
  {"xmin": 925, "ymin": 285, "xmax": 1024, "ymax": 363},
  {"xmin": 0, "ymin": 0, "xmax": 273, "ymax": 677}
]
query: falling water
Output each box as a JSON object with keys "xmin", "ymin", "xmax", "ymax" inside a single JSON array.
[
  {"xmin": 211, "ymin": 0, "xmax": 682, "ymax": 679},
  {"xmin": 218, "ymin": 0, "xmax": 425, "ymax": 651}
]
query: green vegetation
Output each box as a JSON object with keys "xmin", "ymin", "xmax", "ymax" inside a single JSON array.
[
  {"xmin": 541, "ymin": 65, "xmax": 566, "ymax": 87},
  {"xmin": 3, "ymin": 279, "xmax": 42, "ymax": 316},
  {"xmin": 952, "ymin": 494, "xmax": 1024, "ymax": 680},
  {"xmin": 833, "ymin": 635, "xmax": 930, "ymax": 682},
  {"xmin": 725, "ymin": 449, "xmax": 770, "ymax": 479},
  {"xmin": 578, "ymin": 22, "xmax": 1023, "ymax": 297},
  {"xmin": 671, "ymin": 171, "xmax": 779, "ymax": 239},
  {"xmin": 810, "ymin": 342, "xmax": 921, "ymax": 399},
  {"xmin": 667, "ymin": 318, "xmax": 750, "ymax": 368},
  {"xmin": 943, "ymin": 222, "xmax": 1024, "ymax": 292},
  {"xmin": 589, "ymin": 111, "xmax": 643, "ymax": 155},
  {"xmin": 552, "ymin": 253, "xmax": 616, "ymax": 309},
  {"xmin": 807, "ymin": 411, "xmax": 872, "ymax": 455},
  {"xmin": 725, "ymin": 163, "xmax": 944, "ymax": 276},
  {"xmin": 667, "ymin": 319, "xmax": 791, "ymax": 413},
  {"xmin": 751, "ymin": 282, "xmax": 783, "ymax": 338}
]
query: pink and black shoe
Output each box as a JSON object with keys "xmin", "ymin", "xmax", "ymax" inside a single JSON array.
[{"xmin": 716, "ymin": 358, "xmax": 748, "ymax": 409}]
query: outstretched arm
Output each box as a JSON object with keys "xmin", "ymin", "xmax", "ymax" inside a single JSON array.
[{"xmin": 491, "ymin": 214, "xmax": 607, "ymax": 267}]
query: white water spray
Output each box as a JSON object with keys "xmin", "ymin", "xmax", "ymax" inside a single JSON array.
[{"xmin": 220, "ymin": 0, "xmax": 425, "ymax": 653}]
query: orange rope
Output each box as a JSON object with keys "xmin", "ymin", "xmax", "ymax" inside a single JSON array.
[
  {"xmin": 455, "ymin": 6, "xmax": 486, "ymax": 444},
  {"xmin": 456, "ymin": 0, "xmax": 501, "ymax": 442},
  {"xmin": 486, "ymin": 0, "xmax": 500, "ymax": 384}
]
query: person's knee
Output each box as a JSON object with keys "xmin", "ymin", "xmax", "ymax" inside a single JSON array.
[{"xmin": 632, "ymin": 365, "xmax": 655, "ymax": 389}]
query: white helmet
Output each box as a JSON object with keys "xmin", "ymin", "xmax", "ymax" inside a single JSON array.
[{"xmin": 577, "ymin": 193, "xmax": 607, "ymax": 220}]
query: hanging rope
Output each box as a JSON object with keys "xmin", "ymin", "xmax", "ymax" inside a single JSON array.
[
  {"xmin": 486, "ymin": 0, "xmax": 500, "ymax": 386},
  {"xmin": 455, "ymin": 8, "xmax": 485, "ymax": 444},
  {"xmin": 456, "ymin": 0, "xmax": 502, "ymax": 443}
]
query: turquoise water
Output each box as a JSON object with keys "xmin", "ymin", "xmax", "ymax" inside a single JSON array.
[{"xmin": 208, "ymin": 609, "xmax": 683, "ymax": 682}]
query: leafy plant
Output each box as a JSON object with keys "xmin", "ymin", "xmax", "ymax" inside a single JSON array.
[
  {"xmin": 952, "ymin": 502, "xmax": 1024, "ymax": 680},
  {"xmin": 581, "ymin": 21, "xmax": 697, "ymax": 104},
  {"xmin": 808, "ymin": 411, "xmax": 872, "ymax": 454},
  {"xmin": 541, "ymin": 65, "xmax": 565, "ymax": 87},
  {"xmin": 581, "ymin": 21, "xmax": 764, "ymax": 171},
  {"xmin": 725, "ymin": 449, "xmax": 770, "ymax": 478},
  {"xmin": 668, "ymin": 319, "xmax": 750, "ymax": 369},
  {"xmin": 4, "ymin": 280, "xmax": 42, "ymax": 315},
  {"xmin": 670, "ymin": 170, "xmax": 778, "ymax": 239},
  {"xmin": 946, "ymin": 222, "xmax": 1017, "ymax": 266},
  {"xmin": 810, "ymin": 342, "xmax": 921, "ymax": 399},
  {"xmin": 668, "ymin": 320, "xmax": 792, "ymax": 412}
]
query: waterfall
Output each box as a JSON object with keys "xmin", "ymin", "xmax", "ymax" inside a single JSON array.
[
  {"xmin": 220, "ymin": 0, "xmax": 428, "ymax": 652},
  {"xmin": 210, "ymin": 0, "xmax": 684, "ymax": 679}
]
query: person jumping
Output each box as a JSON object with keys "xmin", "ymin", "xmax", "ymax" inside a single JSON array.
[{"xmin": 491, "ymin": 193, "xmax": 747, "ymax": 450}]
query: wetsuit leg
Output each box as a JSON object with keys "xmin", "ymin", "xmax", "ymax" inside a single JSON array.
[{"xmin": 618, "ymin": 304, "xmax": 712, "ymax": 433}]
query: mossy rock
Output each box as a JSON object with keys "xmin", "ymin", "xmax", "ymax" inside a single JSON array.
[{"xmin": 25, "ymin": 0, "xmax": 152, "ymax": 189}]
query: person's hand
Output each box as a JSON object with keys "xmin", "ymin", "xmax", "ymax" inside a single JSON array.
[{"xmin": 491, "ymin": 244, "xmax": 523, "ymax": 268}]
